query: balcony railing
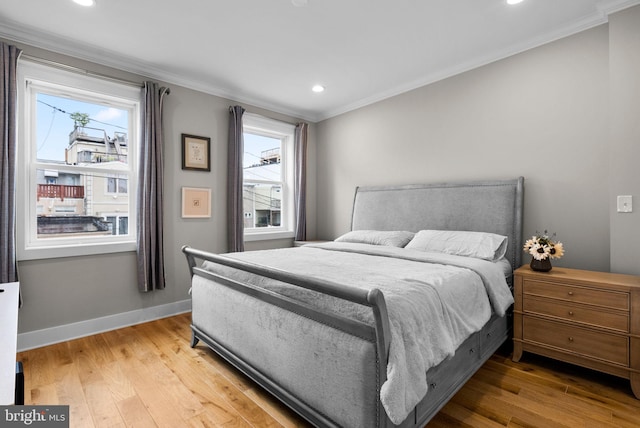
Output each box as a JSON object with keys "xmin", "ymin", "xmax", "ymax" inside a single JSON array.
[
  {"xmin": 77, "ymin": 150, "xmax": 127, "ymax": 164},
  {"xmin": 37, "ymin": 184, "xmax": 85, "ymax": 201}
]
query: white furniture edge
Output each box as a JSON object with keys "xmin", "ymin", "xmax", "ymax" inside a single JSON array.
[{"xmin": 1, "ymin": 282, "xmax": 20, "ymax": 405}]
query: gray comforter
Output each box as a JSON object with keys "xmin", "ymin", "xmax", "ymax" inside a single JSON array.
[{"xmin": 202, "ymin": 242, "xmax": 513, "ymax": 424}]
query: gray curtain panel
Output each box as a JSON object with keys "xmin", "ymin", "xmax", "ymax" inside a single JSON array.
[
  {"xmin": 228, "ymin": 105, "xmax": 245, "ymax": 252},
  {"xmin": 136, "ymin": 81, "xmax": 170, "ymax": 292},
  {"xmin": 0, "ymin": 42, "xmax": 21, "ymax": 284},
  {"xmin": 294, "ymin": 122, "xmax": 308, "ymax": 241}
]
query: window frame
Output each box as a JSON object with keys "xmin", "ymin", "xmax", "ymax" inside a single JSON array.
[
  {"xmin": 16, "ymin": 60, "xmax": 141, "ymax": 261},
  {"xmin": 242, "ymin": 113, "xmax": 295, "ymax": 242}
]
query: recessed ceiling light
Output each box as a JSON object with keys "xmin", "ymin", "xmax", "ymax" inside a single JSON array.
[
  {"xmin": 507, "ymin": 0, "xmax": 524, "ymax": 4},
  {"xmin": 312, "ymin": 85, "xmax": 325, "ymax": 93},
  {"xmin": 73, "ymin": 0, "xmax": 96, "ymax": 6}
]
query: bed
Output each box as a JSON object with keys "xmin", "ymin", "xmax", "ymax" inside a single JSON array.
[{"xmin": 183, "ymin": 177, "xmax": 524, "ymax": 428}]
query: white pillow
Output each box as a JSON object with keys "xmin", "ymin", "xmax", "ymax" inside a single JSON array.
[
  {"xmin": 335, "ymin": 230, "xmax": 415, "ymax": 248},
  {"xmin": 405, "ymin": 230, "xmax": 508, "ymax": 261}
]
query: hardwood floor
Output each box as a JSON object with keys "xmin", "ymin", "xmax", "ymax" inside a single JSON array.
[{"xmin": 17, "ymin": 313, "xmax": 640, "ymax": 427}]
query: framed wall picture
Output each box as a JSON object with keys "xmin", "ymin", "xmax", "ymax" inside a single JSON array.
[
  {"xmin": 181, "ymin": 134, "xmax": 211, "ymax": 171},
  {"xmin": 182, "ymin": 187, "xmax": 211, "ymax": 218}
]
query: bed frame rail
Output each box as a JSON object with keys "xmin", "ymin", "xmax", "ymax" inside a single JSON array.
[{"xmin": 182, "ymin": 245, "xmax": 393, "ymax": 426}]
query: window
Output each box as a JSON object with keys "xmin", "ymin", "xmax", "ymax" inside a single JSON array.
[
  {"xmin": 17, "ymin": 60, "xmax": 140, "ymax": 260},
  {"xmin": 103, "ymin": 215, "xmax": 129, "ymax": 236},
  {"xmin": 243, "ymin": 113, "xmax": 295, "ymax": 241},
  {"xmin": 107, "ymin": 176, "xmax": 128, "ymax": 195}
]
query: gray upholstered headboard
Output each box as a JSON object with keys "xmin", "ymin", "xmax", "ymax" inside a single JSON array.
[{"xmin": 351, "ymin": 177, "xmax": 525, "ymax": 271}]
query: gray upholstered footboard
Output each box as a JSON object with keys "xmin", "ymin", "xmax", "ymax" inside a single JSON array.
[
  {"xmin": 191, "ymin": 274, "xmax": 380, "ymax": 428},
  {"xmin": 184, "ymin": 246, "xmax": 391, "ymax": 428}
]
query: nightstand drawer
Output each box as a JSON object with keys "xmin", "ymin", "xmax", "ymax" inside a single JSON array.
[
  {"xmin": 523, "ymin": 297, "xmax": 629, "ymax": 333},
  {"xmin": 523, "ymin": 279, "xmax": 629, "ymax": 310},
  {"xmin": 523, "ymin": 317, "xmax": 628, "ymax": 366}
]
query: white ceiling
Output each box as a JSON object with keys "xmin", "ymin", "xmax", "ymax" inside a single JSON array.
[{"xmin": 1, "ymin": 0, "xmax": 638, "ymax": 122}]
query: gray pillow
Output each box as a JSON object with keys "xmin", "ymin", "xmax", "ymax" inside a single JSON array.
[
  {"xmin": 335, "ymin": 230, "xmax": 415, "ymax": 248},
  {"xmin": 405, "ymin": 230, "xmax": 508, "ymax": 261}
]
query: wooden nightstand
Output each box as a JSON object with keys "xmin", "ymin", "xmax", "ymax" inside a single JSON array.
[{"xmin": 512, "ymin": 265, "xmax": 640, "ymax": 399}]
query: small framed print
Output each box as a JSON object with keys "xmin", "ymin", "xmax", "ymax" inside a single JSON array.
[
  {"xmin": 182, "ymin": 187, "xmax": 211, "ymax": 218},
  {"xmin": 182, "ymin": 134, "xmax": 211, "ymax": 171}
]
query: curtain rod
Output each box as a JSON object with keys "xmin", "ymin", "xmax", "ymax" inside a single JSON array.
[{"xmin": 19, "ymin": 53, "xmax": 144, "ymax": 88}]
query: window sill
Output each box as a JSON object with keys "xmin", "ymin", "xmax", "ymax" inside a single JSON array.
[
  {"xmin": 18, "ymin": 241, "xmax": 137, "ymax": 261},
  {"xmin": 244, "ymin": 230, "xmax": 295, "ymax": 242}
]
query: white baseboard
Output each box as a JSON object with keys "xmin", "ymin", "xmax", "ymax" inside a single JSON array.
[{"xmin": 17, "ymin": 299, "xmax": 192, "ymax": 352}]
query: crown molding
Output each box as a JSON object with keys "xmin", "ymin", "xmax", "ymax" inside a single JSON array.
[
  {"xmin": 0, "ymin": 19, "xmax": 318, "ymax": 122},
  {"xmin": 2, "ymin": 0, "xmax": 639, "ymax": 124},
  {"xmin": 316, "ymin": 0, "xmax": 640, "ymax": 121}
]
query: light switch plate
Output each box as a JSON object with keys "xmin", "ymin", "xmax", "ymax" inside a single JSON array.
[{"xmin": 617, "ymin": 195, "xmax": 633, "ymax": 213}]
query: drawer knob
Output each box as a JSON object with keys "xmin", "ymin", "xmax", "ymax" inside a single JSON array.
[
  {"xmin": 568, "ymin": 311, "xmax": 574, "ymax": 316},
  {"xmin": 568, "ymin": 337, "xmax": 574, "ymax": 342},
  {"xmin": 568, "ymin": 291, "xmax": 574, "ymax": 296}
]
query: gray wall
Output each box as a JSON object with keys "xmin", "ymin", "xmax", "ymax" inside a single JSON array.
[
  {"xmin": 9, "ymin": 42, "xmax": 316, "ymax": 335},
  {"xmin": 316, "ymin": 9, "xmax": 640, "ymax": 274},
  {"xmin": 8, "ymin": 5, "xmax": 640, "ymax": 338},
  {"xmin": 609, "ymin": 6, "xmax": 640, "ymax": 274}
]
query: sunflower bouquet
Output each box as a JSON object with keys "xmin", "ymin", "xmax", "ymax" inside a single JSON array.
[{"xmin": 523, "ymin": 230, "xmax": 564, "ymax": 261}]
